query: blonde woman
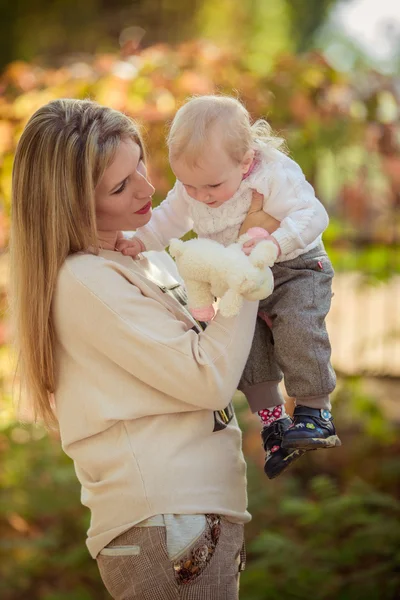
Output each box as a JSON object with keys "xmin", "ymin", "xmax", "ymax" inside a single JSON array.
[{"xmin": 10, "ymin": 98, "xmax": 278, "ymax": 600}]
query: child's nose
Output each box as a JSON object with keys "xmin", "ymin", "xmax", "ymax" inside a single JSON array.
[{"xmin": 197, "ymin": 190, "xmax": 210, "ymax": 203}]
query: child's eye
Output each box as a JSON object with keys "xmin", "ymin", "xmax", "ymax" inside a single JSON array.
[
  {"xmin": 113, "ymin": 179, "xmax": 127, "ymax": 195},
  {"xmin": 209, "ymin": 183, "xmax": 221, "ymax": 188}
]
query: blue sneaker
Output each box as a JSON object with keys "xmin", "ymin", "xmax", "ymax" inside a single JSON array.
[
  {"xmin": 281, "ymin": 406, "xmax": 341, "ymax": 451},
  {"xmin": 262, "ymin": 416, "xmax": 306, "ymax": 479}
]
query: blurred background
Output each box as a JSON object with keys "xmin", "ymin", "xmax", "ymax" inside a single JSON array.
[{"xmin": 0, "ymin": 0, "xmax": 399, "ymax": 598}]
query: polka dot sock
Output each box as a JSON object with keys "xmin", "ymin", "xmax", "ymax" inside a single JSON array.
[{"xmin": 258, "ymin": 405, "xmax": 286, "ymax": 427}]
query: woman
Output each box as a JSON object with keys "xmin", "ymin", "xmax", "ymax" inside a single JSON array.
[{"xmin": 10, "ymin": 98, "xmax": 278, "ymax": 599}]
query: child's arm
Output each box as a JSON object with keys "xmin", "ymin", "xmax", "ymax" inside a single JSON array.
[
  {"xmin": 118, "ymin": 182, "xmax": 193, "ymax": 256},
  {"xmin": 260, "ymin": 159, "xmax": 329, "ymax": 257}
]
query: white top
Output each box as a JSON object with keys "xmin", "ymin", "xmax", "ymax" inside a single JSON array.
[
  {"xmin": 53, "ymin": 249, "xmax": 256, "ymax": 558},
  {"xmin": 135, "ymin": 145, "xmax": 329, "ymax": 261}
]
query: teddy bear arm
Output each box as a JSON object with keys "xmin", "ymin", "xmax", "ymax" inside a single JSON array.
[
  {"xmin": 249, "ymin": 240, "xmax": 279, "ymax": 268},
  {"xmin": 209, "ymin": 274, "xmax": 228, "ymax": 299},
  {"xmin": 218, "ymin": 288, "xmax": 244, "ymax": 318}
]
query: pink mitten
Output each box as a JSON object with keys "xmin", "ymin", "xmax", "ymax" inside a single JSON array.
[
  {"xmin": 243, "ymin": 227, "xmax": 281, "ymax": 258},
  {"xmin": 190, "ymin": 305, "xmax": 215, "ymax": 321},
  {"xmin": 247, "ymin": 227, "xmax": 271, "ymax": 240}
]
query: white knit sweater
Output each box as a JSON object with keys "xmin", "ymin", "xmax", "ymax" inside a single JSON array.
[{"xmin": 135, "ymin": 145, "xmax": 329, "ymax": 261}]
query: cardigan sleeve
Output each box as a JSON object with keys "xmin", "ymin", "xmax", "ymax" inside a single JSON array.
[
  {"xmin": 133, "ymin": 182, "xmax": 194, "ymax": 251},
  {"xmin": 54, "ymin": 258, "xmax": 258, "ymax": 416},
  {"xmin": 257, "ymin": 159, "xmax": 329, "ymax": 256}
]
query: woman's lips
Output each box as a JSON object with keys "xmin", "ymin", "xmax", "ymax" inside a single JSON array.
[{"xmin": 134, "ymin": 201, "xmax": 152, "ymax": 214}]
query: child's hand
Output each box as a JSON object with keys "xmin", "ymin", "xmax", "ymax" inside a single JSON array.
[
  {"xmin": 242, "ymin": 227, "xmax": 281, "ymax": 257},
  {"xmin": 116, "ymin": 235, "xmax": 146, "ymax": 257},
  {"xmin": 239, "ymin": 190, "xmax": 280, "ymax": 236}
]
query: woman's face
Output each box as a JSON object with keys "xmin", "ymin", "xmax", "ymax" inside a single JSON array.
[{"xmin": 95, "ymin": 138, "xmax": 155, "ymax": 233}]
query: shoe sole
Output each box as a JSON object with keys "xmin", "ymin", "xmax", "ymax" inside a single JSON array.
[
  {"xmin": 265, "ymin": 448, "xmax": 308, "ymax": 479},
  {"xmin": 281, "ymin": 435, "xmax": 342, "ymax": 450}
]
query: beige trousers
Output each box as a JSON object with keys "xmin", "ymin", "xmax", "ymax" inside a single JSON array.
[{"xmin": 96, "ymin": 516, "xmax": 245, "ymax": 599}]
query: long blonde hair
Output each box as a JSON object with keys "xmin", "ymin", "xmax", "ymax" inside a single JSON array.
[
  {"xmin": 167, "ymin": 94, "xmax": 286, "ymax": 167},
  {"xmin": 10, "ymin": 98, "xmax": 144, "ymax": 426}
]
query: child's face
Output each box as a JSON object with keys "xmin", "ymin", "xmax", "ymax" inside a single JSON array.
[{"xmin": 170, "ymin": 144, "xmax": 254, "ymax": 209}]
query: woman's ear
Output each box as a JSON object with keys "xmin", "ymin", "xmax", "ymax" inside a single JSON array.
[{"xmin": 241, "ymin": 149, "xmax": 255, "ymax": 174}]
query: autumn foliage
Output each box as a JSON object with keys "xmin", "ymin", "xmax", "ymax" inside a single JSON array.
[{"xmin": 1, "ymin": 40, "xmax": 399, "ymax": 249}]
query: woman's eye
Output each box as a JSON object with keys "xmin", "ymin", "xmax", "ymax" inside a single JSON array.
[{"xmin": 113, "ymin": 180, "xmax": 127, "ymax": 195}]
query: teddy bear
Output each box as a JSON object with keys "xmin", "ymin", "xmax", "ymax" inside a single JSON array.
[{"xmin": 169, "ymin": 230, "xmax": 277, "ymax": 320}]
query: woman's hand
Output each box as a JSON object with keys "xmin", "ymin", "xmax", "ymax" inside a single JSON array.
[{"xmin": 239, "ymin": 190, "xmax": 280, "ymax": 237}]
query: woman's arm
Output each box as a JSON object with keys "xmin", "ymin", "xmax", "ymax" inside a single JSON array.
[
  {"xmin": 239, "ymin": 190, "xmax": 280, "ymax": 236},
  {"xmin": 55, "ymin": 257, "xmax": 258, "ymax": 414}
]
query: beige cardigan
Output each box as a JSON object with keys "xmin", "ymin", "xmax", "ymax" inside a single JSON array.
[{"xmin": 52, "ymin": 249, "xmax": 258, "ymax": 558}]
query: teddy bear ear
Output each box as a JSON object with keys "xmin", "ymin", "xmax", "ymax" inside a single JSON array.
[{"xmin": 169, "ymin": 238, "xmax": 184, "ymax": 258}]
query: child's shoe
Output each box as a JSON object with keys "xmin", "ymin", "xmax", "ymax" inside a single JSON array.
[
  {"xmin": 261, "ymin": 416, "xmax": 306, "ymax": 479},
  {"xmin": 281, "ymin": 406, "xmax": 341, "ymax": 451}
]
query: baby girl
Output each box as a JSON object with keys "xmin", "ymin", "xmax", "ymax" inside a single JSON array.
[{"xmin": 118, "ymin": 95, "xmax": 341, "ymax": 479}]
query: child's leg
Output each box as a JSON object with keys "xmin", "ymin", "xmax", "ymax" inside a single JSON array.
[
  {"xmin": 238, "ymin": 312, "xmax": 285, "ymax": 422},
  {"xmin": 262, "ymin": 244, "xmax": 340, "ymax": 450},
  {"xmin": 238, "ymin": 316, "xmax": 305, "ymax": 479}
]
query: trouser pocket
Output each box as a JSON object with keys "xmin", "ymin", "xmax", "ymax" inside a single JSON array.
[
  {"xmin": 177, "ymin": 517, "xmax": 245, "ymax": 600},
  {"xmin": 97, "ymin": 526, "xmax": 176, "ymax": 600}
]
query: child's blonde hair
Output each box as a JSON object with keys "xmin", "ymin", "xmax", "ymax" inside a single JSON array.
[{"xmin": 167, "ymin": 95, "xmax": 285, "ymax": 166}]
